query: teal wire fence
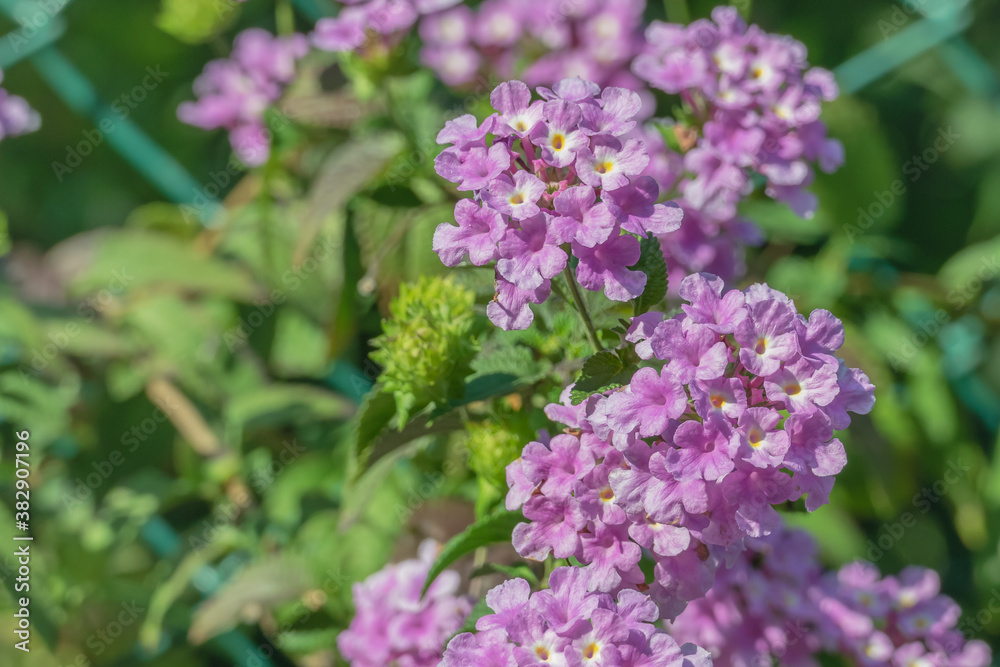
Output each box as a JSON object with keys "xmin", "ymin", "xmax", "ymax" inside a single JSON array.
[
  {"xmin": 0, "ymin": 0, "xmax": 225, "ymax": 224},
  {"xmin": 3, "ymin": 0, "xmax": 995, "ymax": 225},
  {"xmin": 3, "ymin": 0, "xmax": 998, "ymax": 664}
]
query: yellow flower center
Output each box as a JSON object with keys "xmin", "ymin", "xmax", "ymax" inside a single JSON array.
[
  {"xmin": 536, "ymin": 645, "xmax": 550, "ymax": 660},
  {"xmin": 552, "ymin": 133, "xmax": 565, "ymax": 150},
  {"xmin": 595, "ymin": 161, "xmax": 614, "ymax": 174},
  {"xmin": 784, "ymin": 383, "xmax": 801, "ymax": 396},
  {"xmin": 509, "ymin": 193, "xmax": 524, "ymax": 205},
  {"xmin": 583, "ymin": 642, "xmax": 600, "ymax": 659},
  {"xmin": 710, "ymin": 394, "xmax": 726, "ymax": 408},
  {"xmin": 754, "ymin": 337, "xmax": 767, "ymax": 354},
  {"xmin": 748, "ymin": 428, "xmax": 764, "ymax": 447},
  {"xmin": 600, "ymin": 487, "xmax": 614, "ymax": 501}
]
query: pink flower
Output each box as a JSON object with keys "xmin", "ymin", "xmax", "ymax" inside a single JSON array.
[
  {"xmin": 433, "ymin": 199, "xmax": 506, "ymax": 266},
  {"xmin": 502, "ymin": 277, "xmax": 875, "ymax": 619},
  {"xmin": 606, "ymin": 366, "xmax": 687, "ymax": 437},
  {"xmin": 576, "ymin": 136, "xmax": 650, "ymax": 191},
  {"xmin": 484, "ymin": 171, "xmax": 546, "ymax": 220},
  {"xmin": 573, "ymin": 233, "xmax": 646, "ymax": 301},
  {"xmin": 338, "ymin": 540, "xmax": 471, "ymax": 667},
  {"xmin": 431, "ymin": 77, "xmax": 666, "ymax": 329},
  {"xmin": 444, "ymin": 568, "xmax": 710, "ymax": 665},
  {"xmin": 496, "ymin": 212, "xmax": 567, "ymax": 290}
]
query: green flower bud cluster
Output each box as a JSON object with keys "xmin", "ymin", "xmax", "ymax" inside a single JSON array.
[
  {"xmin": 465, "ymin": 420, "xmax": 524, "ymax": 492},
  {"xmin": 371, "ymin": 276, "xmax": 480, "ymax": 425}
]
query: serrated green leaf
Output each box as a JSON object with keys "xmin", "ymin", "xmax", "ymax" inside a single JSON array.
[
  {"xmin": 569, "ymin": 347, "xmax": 639, "ymax": 404},
  {"xmin": 631, "ymin": 235, "xmax": 668, "ymax": 315},
  {"xmin": 422, "ymin": 510, "xmax": 523, "ymax": 596},
  {"xmin": 471, "ymin": 343, "xmax": 543, "ymax": 380},
  {"xmin": 580, "ymin": 349, "xmax": 624, "ymax": 377}
]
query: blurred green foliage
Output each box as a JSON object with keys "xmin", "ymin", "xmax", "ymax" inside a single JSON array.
[{"xmin": 0, "ymin": 0, "xmax": 997, "ymax": 665}]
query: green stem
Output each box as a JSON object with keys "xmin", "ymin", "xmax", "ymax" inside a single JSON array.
[
  {"xmin": 664, "ymin": 0, "xmax": 689, "ymax": 23},
  {"xmin": 563, "ymin": 266, "xmax": 602, "ymax": 352},
  {"xmin": 469, "ymin": 546, "xmax": 488, "ymax": 597},
  {"xmin": 276, "ymin": 0, "xmax": 295, "ymax": 35}
]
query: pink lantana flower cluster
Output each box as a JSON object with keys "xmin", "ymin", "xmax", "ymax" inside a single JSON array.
[
  {"xmin": 815, "ymin": 562, "xmax": 991, "ymax": 667},
  {"xmin": 669, "ymin": 527, "xmax": 992, "ymax": 667},
  {"xmin": 631, "ymin": 7, "xmax": 843, "ymax": 288},
  {"xmin": 634, "ymin": 6, "xmax": 844, "ymax": 219},
  {"xmin": 442, "ymin": 567, "xmax": 713, "ymax": 667},
  {"xmin": 178, "ymin": 29, "xmax": 307, "ymax": 166},
  {"xmin": 433, "ymin": 77, "xmax": 682, "ymax": 330},
  {"xmin": 418, "ymin": 0, "xmax": 649, "ymax": 90},
  {"xmin": 337, "ymin": 540, "xmax": 472, "ymax": 667},
  {"xmin": 312, "ymin": 0, "xmax": 462, "ymax": 53},
  {"xmin": 669, "ymin": 526, "xmax": 831, "ymax": 665},
  {"xmin": 505, "ymin": 272, "xmax": 875, "ymax": 617}
]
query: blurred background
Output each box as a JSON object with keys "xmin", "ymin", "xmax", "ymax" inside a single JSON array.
[{"xmin": 0, "ymin": 0, "xmax": 998, "ymax": 664}]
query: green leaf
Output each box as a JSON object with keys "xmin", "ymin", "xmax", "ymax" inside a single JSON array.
[
  {"xmin": 188, "ymin": 558, "xmax": 312, "ymax": 644},
  {"xmin": 295, "ymin": 133, "xmax": 406, "ymax": 267},
  {"xmin": 353, "ymin": 389, "xmax": 397, "ymax": 469},
  {"xmin": 269, "ymin": 309, "xmax": 330, "ymax": 378},
  {"xmin": 462, "ymin": 372, "xmax": 521, "ymax": 403},
  {"xmin": 63, "ymin": 229, "xmax": 259, "ymax": 302},
  {"xmin": 471, "ymin": 343, "xmax": 543, "ymax": 381},
  {"xmin": 422, "ymin": 510, "xmax": 523, "ymax": 596},
  {"xmin": 454, "ymin": 598, "xmax": 492, "ymax": 637},
  {"xmin": 470, "ymin": 562, "xmax": 539, "ymax": 587},
  {"xmin": 306, "ymin": 134, "xmax": 406, "ymax": 226},
  {"xmin": 630, "ymin": 235, "xmax": 668, "ymax": 315},
  {"xmin": 569, "ymin": 347, "xmax": 640, "ymax": 404},
  {"xmin": 226, "ymin": 384, "xmax": 355, "ymax": 431},
  {"xmin": 351, "ymin": 370, "xmax": 520, "ymax": 480},
  {"xmin": 275, "ymin": 628, "xmax": 340, "ymax": 653},
  {"xmin": 339, "ymin": 437, "xmax": 431, "ymax": 530}
]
